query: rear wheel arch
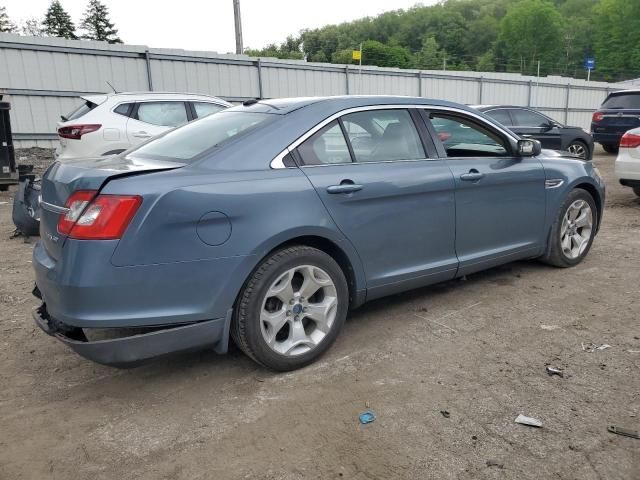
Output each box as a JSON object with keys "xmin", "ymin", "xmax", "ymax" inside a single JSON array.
[{"xmin": 250, "ymin": 235, "xmax": 363, "ymax": 310}]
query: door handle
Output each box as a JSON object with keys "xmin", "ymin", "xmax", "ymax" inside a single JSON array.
[
  {"xmin": 327, "ymin": 181, "xmax": 363, "ymax": 194},
  {"xmin": 460, "ymin": 170, "xmax": 485, "ymax": 182},
  {"xmin": 132, "ymin": 131, "xmax": 152, "ymax": 138}
]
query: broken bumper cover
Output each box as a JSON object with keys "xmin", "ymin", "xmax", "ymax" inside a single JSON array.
[{"xmin": 32, "ymin": 303, "xmax": 232, "ymax": 368}]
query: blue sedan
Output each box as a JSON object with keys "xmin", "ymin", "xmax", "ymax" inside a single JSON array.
[{"xmin": 32, "ymin": 96, "xmax": 605, "ymax": 370}]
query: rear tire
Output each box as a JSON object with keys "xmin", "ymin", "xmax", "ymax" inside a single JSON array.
[
  {"xmin": 633, "ymin": 186, "xmax": 640, "ymax": 197},
  {"xmin": 540, "ymin": 188, "xmax": 597, "ymax": 268},
  {"xmin": 601, "ymin": 143, "xmax": 618, "ymax": 154},
  {"xmin": 231, "ymin": 245, "xmax": 349, "ymax": 371}
]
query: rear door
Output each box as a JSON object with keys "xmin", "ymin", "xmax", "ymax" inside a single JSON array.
[
  {"xmin": 508, "ymin": 108, "xmax": 562, "ymax": 150},
  {"xmin": 297, "ymin": 107, "xmax": 458, "ymax": 297},
  {"xmin": 424, "ymin": 109, "xmax": 546, "ymax": 275},
  {"xmin": 126, "ymin": 101, "xmax": 189, "ymax": 144}
]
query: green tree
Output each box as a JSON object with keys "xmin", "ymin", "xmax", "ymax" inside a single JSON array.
[
  {"xmin": 415, "ymin": 36, "xmax": 443, "ymax": 69},
  {"xmin": 498, "ymin": 0, "xmax": 564, "ymax": 74},
  {"xmin": 476, "ymin": 50, "xmax": 496, "ymax": 71},
  {"xmin": 0, "ymin": 6, "xmax": 17, "ymax": 33},
  {"xmin": 43, "ymin": 1, "xmax": 77, "ymax": 39},
  {"xmin": 80, "ymin": 0, "xmax": 121, "ymax": 43},
  {"xmin": 592, "ymin": 0, "xmax": 640, "ymax": 81},
  {"xmin": 21, "ymin": 18, "xmax": 44, "ymax": 36}
]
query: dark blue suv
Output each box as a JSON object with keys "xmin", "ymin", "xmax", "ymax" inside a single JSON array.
[{"xmin": 591, "ymin": 89, "xmax": 640, "ymax": 153}]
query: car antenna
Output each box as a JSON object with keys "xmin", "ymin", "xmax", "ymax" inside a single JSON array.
[
  {"xmin": 242, "ymin": 98, "xmax": 280, "ymax": 110},
  {"xmin": 106, "ymin": 81, "xmax": 118, "ymax": 94}
]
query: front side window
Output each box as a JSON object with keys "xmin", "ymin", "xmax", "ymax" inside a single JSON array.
[
  {"xmin": 194, "ymin": 102, "xmax": 226, "ymax": 118},
  {"xmin": 510, "ymin": 109, "xmax": 549, "ymax": 127},
  {"xmin": 341, "ymin": 109, "xmax": 425, "ymax": 162},
  {"xmin": 136, "ymin": 102, "xmax": 188, "ymax": 127},
  {"xmin": 129, "ymin": 111, "xmax": 275, "ymax": 163},
  {"xmin": 297, "ymin": 121, "xmax": 352, "ymax": 165},
  {"xmin": 485, "ymin": 109, "xmax": 513, "ymax": 126},
  {"xmin": 430, "ymin": 112, "xmax": 509, "ymax": 157}
]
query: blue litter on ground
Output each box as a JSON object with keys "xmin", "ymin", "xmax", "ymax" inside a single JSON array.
[{"xmin": 359, "ymin": 410, "xmax": 376, "ymax": 424}]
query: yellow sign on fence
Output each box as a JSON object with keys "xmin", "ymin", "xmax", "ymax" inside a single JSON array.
[{"xmin": 352, "ymin": 50, "xmax": 361, "ymax": 61}]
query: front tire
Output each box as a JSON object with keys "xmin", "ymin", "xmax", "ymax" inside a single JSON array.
[
  {"xmin": 633, "ymin": 186, "xmax": 640, "ymax": 197},
  {"xmin": 601, "ymin": 143, "xmax": 618, "ymax": 154},
  {"xmin": 231, "ymin": 246, "xmax": 349, "ymax": 371},
  {"xmin": 541, "ymin": 188, "xmax": 597, "ymax": 268},
  {"xmin": 567, "ymin": 140, "xmax": 589, "ymax": 159}
]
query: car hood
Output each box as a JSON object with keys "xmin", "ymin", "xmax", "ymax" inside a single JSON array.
[{"xmin": 541, "ymin": 148, "xmax": 586, "ymax": 162}]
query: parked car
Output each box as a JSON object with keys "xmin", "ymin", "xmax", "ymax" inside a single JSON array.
[
  {"xmin": 615, "ymin": 127, "xmax": 640, "ymax": 196},
  {"xmin": 591, "ymin": 89, "xmax": 640, "ymax": 154},
  {"xmin": 32, "ymin": 96, "xmax": 605, "ymax": 371},
  {"xmin": 473, "ymin": 105, "xmax": 594, "ymax": 159},
  {"xmin": 55, "ymin": 92, "xmax": 231, "ymax": 161}
]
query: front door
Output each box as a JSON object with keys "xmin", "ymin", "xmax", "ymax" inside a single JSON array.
[
  {"xmin": 426, "ymin": 109, "xmax": 546, "ymax": 276},
  {"xmin": 296, "ymin": 108, "xmax": 458, "ymax": 298},
  {"xmin": 509, "ymin": 108, "xmax": 562, "ymax": 150},
  {"xmin": 126, "ymin": 101, "xmax": 189, "ymax": 145}
]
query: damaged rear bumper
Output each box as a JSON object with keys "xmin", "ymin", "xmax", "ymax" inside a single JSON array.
[{"xmin": 32, "ymin": 303, "xmax": 232, "ymax": 368}]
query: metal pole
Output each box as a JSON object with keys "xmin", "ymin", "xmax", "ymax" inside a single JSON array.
[
  {"xmin": 144, "ymin": 49, "xmax": 153, "ymax": 91},
  {"xmin": 535, "ymin": 60, "xmax": 540, "ymax": 108},
  {"xmin": 233, "ymin": 0, "xmax": 243, "ymax": 55},
  {"xmin": 587, "ymin": 68, "xmax": 591, "ymax": 82},
  {"xmin": 345, "ymin": 65, "xmax": 349, "ymax": 94},
  {"xmin": 417, "ymin": 71, "xmax": 422, "ymax": 97},
  {"xmin": 564, "ymin": 83, "xmax": 571, "ymax": 124},
  {"xmin": 256, "ymin": 58, "xmax": 263, "ymax": 99},
  {"xmin": 478, "ymin": 76, "xmax": 483, "ymax": 104},
  {"xmin": 527, "ymin": 80, "xmax": 532, "ymax": 107}
]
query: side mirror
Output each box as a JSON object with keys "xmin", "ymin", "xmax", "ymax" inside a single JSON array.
[{"xmin": 517, "ymin": 138, "xmax": 542, "ymax": 157}]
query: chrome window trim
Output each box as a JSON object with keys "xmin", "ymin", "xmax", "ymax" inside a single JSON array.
[{"xmin": 270, "ymin": 104, "xmax": 520, "ymax": 169}]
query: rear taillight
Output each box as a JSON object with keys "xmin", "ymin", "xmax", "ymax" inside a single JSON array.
[
  {"xmin": 592, "ymin": 112, "xmax": 604, "ymax": 122},
  {"xmin": 620, "ymin": 132, "xmax": 640, "ymax": 149},
  {"xmin": 57, "ymin": 190, "xmax": 142, "ymax": 240},
  {"xmin": 58, "ymin": 124, "xmax": 102, "ymax": 140}
]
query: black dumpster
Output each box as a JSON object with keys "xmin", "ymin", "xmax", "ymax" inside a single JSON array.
[{"xmin": 0, "ymin": 96, "xmax": 18, "ymax": 191}]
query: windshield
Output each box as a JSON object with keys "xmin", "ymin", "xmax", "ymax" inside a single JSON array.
[
  {"xmin": 128, "ymin": 111, "xmax": 275, "ymax": 163},
  {"xmin": 602, "ymin": 93, "xmax": 640, "ymax": 109}
]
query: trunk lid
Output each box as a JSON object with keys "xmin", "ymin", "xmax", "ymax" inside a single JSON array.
[{"xmin": 40, "ymin": 155, "xmax": 182, "ymax": 260}]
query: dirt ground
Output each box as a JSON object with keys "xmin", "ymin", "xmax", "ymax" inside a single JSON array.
[{"xmin": 0, "ymin": 149, "xmax": 638, "ymax": 480}]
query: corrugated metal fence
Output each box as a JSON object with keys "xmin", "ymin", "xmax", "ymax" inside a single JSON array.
[{"xmin": 0, "ymin": 33, "xmax": 623, "ymax": 148}]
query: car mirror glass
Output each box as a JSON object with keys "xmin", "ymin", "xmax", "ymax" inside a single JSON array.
[{"xmin": 517, "ymin": 139, "xmax": 541, "ymax": 157}]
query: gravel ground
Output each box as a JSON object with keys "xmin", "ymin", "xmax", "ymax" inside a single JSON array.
[{"xmin": 0, "ymin": 149, "xmax": 638, "ymax": 480}]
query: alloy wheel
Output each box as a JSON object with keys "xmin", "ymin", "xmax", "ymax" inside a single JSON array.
[
  {"xmin": 260, "ymin": 265, "xmax": 338, "ymax": 356},
  {"xmin": 568, "ymin": 142, "xmax": 587, "ymax": 159},
  {"xmin": 560, "ymin": 199, "xmax": 593, "ymax": 259}
]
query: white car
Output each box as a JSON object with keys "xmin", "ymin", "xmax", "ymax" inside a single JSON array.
[
  {"xmin": 615, "ymin": 127, "xmax": 640, "ymax": 197},
  {"xmin": 55, "ymin": 92, "xmax": 231, "ymax": 161}
]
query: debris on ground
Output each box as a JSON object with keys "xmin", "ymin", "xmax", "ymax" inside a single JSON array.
[
  {"xmin": 440, "ymin": 410, "xmax": 450, "ymax": 418},
  {"xmin": 359, "ymin": 410, "xmax": 376, "ymax": 425},
  {"xmin": 540, "ymin": 324, "xmax": 561, "ymax": 331},
  {"xmin": 515, "ymin": 414, "xmax": 543, "ymax": 428},
  {"xmin": 486, "ymin": 460, "xmax": 504, "ymax": 469},
  {"xmin": 607, "ymin": 426, "xmax": 639, "ymax": 440},
  {"xmin": 546, "ymin": 366, "xmax": 564, "ymax": 377},
  {"xmin": 581, "ymin": 342, "xmax": 612, "ymax": 352}
]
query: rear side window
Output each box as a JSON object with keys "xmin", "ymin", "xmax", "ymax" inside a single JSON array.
[
  {"xmin": 129, "ymin": 111, "xmax": 274, "ymax": 163},
  {"xmin": 64, "ymin": 100, "xmax": 97, "ymax": 121},
  {"xmin": 136, "ymin": 102, "xmax": 188, "ymax": 127},
  {"xmin": 602, "ymin": 93, "xmax": 640, "ymax": 109},
  {"xmin": 194, "ymin": 102, "xmax": 226, "ymax": 118},
  {"xmin": 114, "ymin": 103, "xmax": 133, "ymax": 117},
  {"xmin": 485, "ymin": 109, "xmax": 513, "ymax": 126},
  {"xmin": 297, "ymin": 121, "xmax": 352, "ymax": 165}
]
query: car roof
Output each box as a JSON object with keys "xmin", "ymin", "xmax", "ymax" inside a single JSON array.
[
  {"xmin": 230, "ymin": 95, "xmax": 475, "ymax": 115},
  {"xmin": 81, "ymin": 92, "xmax": 231, "ymax": 106},
  {"xmin": 471, "ymin": 105, "xmax": 533, "ymax": 111}
]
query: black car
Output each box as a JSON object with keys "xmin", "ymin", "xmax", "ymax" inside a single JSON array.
[
  {"xmin": 591, "ymin": 89, "xmax": 640, "ymax": 154},
  {"xmin": 473, "ymin": 105, "xmax": 594, "ymax": 159}
]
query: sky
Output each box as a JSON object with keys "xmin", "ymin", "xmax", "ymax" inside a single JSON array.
[{"xmin": 3, "ymin": 0, "xmax": 437, "ymax": 53}]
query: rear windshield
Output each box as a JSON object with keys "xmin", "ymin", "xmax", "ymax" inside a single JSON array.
[
  {"xmin": 601, "ymin": 93, "xmax": 640, "ymax": 109},
  {"xmin": 63, "ymin": 100, "xmax": 97, "ymax": 121},
  {"xmin": 128, "ymin": 111, "xmax": 275, "ymax": 163}
]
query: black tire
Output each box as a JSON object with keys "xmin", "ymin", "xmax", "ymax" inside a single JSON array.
[
  {"xmin": 231, "ymin": 245, "xmax": 349, "ymax": 371},
  {"xmin": 633, "ymin": 186, "xmax": 640, "ymax": 197},
  {"xmin": 601, "ymin": 143, "xmax": 618, "ymax": 154},
  {"xmin": 0, "ymin": 185, "xmax": 8, "ymax": 192},
  {"xmin": 567, "ymin": 140, "xmax": 589, "ymax": 159},
  {"xmin": 540, "ymin": 188, "xmax": 597, "ymax": 268}
]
